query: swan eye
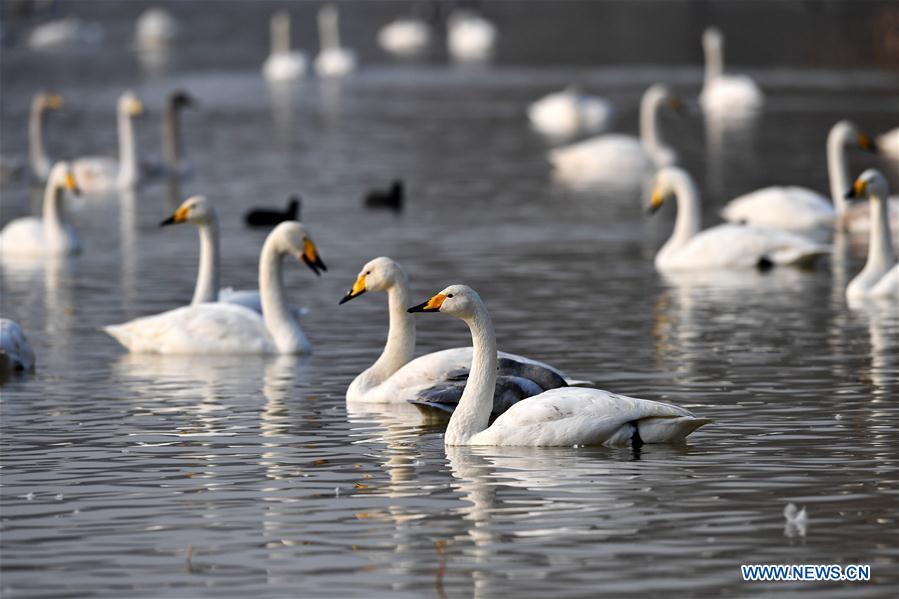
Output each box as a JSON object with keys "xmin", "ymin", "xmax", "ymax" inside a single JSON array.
[
  {"xmin": 447, "ymin": 294, "xmax": 454, "ymax": 298},
  {"xmin": 365, "ymin": 271, "xmax": 371, "ymax": 275}
]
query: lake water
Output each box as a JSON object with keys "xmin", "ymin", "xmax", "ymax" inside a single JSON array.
[{"xmin": 1, "ymin": 1, "xmax": 898, "ymax": 597}]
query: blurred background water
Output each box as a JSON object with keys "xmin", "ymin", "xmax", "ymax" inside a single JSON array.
[{"xmin": 1, "ymin": 1, "xmax": 898, "ymax": 597}]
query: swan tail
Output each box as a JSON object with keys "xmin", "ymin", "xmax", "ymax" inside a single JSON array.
[
  {"xmin": 767, "ymin": 245, "xmax": 830, "ymax": 268},
  {"xmin": 102, "ymin": 324, "xmax": 134, "ymax": 351},
  {"xmin": 407, "ymin": 399, "xmax": 453, "ymax": 423},
  {"xmin": 636, "ymin": 416, "xmax": 712, "ymax": 444}
]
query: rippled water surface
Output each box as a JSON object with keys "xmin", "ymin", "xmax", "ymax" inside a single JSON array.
[{"xmin": 2, "ymin": 1, "xmax": 899, "ymax": 597}]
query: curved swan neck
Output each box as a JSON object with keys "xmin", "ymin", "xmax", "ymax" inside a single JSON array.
[
  {"xmin": 191, "ymin": 218, "xmax": 220, "ymax": 305},
  {"xmin": 445, "ymin": 304, "xmax": 497, "ymax": 446},
  {"xmin": 29, "ymin": 100, "xmax": 50, "ymax": 180},
  {"xmin": 859, "ymin": 195, "xmax": 896, "ymax": 285},
  {"xmin": 117, "ymin": 109, "xmax": 138, "ymax": 187},
  {"xmin": 259, "ymin": 236, "xmax": 308, "ymax": 353},
  {"xmin": 162, "ymin": 101, "xmax": 181, "ymax": 168},
  {"xmin": 663, "ymin": 171, "xmax": 702, "ymax": 254},
  {"xmin": 41, "ymin": 179, "xmax": 66, "ymax": 236},
  {"xmin": 703, "ymin": 37, "xmax": 724, "ymax": 85},
  {"xmin": 827, "ymin": 128, "xmax": 850, "ymax": 214},
  {"xmin": 368, "ymin": 278, "xmax": 416, "ymax": 383},
  {"xmin": 639, "ymin": 91, "xmax": 663, "ymax": 154}
]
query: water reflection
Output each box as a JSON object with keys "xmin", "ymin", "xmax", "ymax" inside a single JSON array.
[{"xmin": 703, "ymin": 109, "xmax": 761, "ymax": 199}]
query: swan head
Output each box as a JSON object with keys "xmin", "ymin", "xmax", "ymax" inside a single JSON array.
[
  {"xmin": 272, "ymin": 221, "xmax": 327, "ymax": 276},
  {"xmin": 118, "ymin": 90, "xmax": 144, "ymax": 118},
  {"xmin": 169, "ymin": 90, "xmax": 196, "ymax": 110},
  {"xmin": 36, "ymin": 91, "xmax": 64, "ymax": 111},
  {"xmin": 845, "ymin": 169, "xmax": 889, "ymax": 202},
  {"xmin": 647, "ymin": 166, "xmax": 690, "ymax": 215},
  {"xmin": 408, "ymin": 284, "xmax": 481, "ymax": 319},
  {"xmin": 160, "ymin": 195, "xmax": 214, "ymax": 227},
  {"xmin": 702, "ymin": 27, "xmax": 723, "ymax": 50},
  {"xmin": 339, "ymin": 256, "xmax": 406, "ymax": 304},
  {"xmin": 48, "ymin": 161, "xmax": 80, "ymax": 196},
  {"xmin": 829, "ymin": 120, "xmax": 876, "ymax": 152}
]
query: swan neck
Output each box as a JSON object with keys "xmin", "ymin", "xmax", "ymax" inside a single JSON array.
[
  {"xmin": 162, "ymin": 102, "xmax": 181, "ymax": 168},
  {"xmin": 191, "ymin": 219, "xmax": 220, "ymax": 305},
  {"xmin": 117, "ymin": 110, "xmax": 138, "ymax": 187},
  {"xmin": 42, "ymin": 180, "xmax": 66, "ymax": 236},
  {"xmin": 666, "ymin": 173, "xmax": 702, "ymax": 251},
  {"xmin": 369, "ymin": 280, "xmax": 416, "ymax": 383},
  {"xmin": 319, "ymin": 11, "xmax": 340, "ymax": 50},
  {"xmin": 272, "ymin": 16, "xmax": 290, "ymax": 53},
  {"xmin": 259, "ymin": 236, "xmax": 307, "ymax": 353},
  {"xmin": 704, "ymin": 39, "xmax": 724, "ymax": 85},
  {"xmin": 639, "ymin": 92, "xmax": 662, "ymax": 154},
  {"xmin": 29, "ymin": 101, "xmax": 50, "ymax": 179},
  {"xmin": 827, "ymin": 130, "xmax": 849, "ymax": 213},
  {"xmin": 862, "ymin": 195, "xmax": 896, "ymax": 282},
  {"xmin": 445, "ymin": 306, "xmax": 496, "ymax": 446}
]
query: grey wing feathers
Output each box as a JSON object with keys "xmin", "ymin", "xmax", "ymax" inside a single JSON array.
[{"xmin": 409, "ymin": 375, "xmax": 550, "ymax": 421}]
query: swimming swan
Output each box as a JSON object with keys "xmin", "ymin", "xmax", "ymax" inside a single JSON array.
[
  {"xmin": 0, "ymin": 319, "xmax": 36, "ymax": 372},
  {"xmin": 29, "ymin": 91, "xmax": 64, "ymax": 181},
  {"xmin": 135, "ymin": 7, "xmax": 178, "ymax": 50},
  {"xmin": 159, "ymin": 195, "xmax": 304, "ymax": 316},
  {"xmin": 378, "ymin": 17, "xmax": 431, "ymax": 57},
  {"xmin": 447, "ymin": 10, "xmax": 496, "ymax": 62},
  {"xmin": 407, "ymin": 285, "xmax": 709, "ymax": 446},
  {"xmin": 339, "ymin": 257, "xmax": 581, "ymax": 415},
  {"xmin": 720, "ymin": 121, "xmax": 877, "ymax": 231},
  {"xmin": 0, "ymin": 162, "xmax": 81, "ymax": 258},
  {"xmin": 649, "ymin": 167, "xmax": 829, "ymax": 271},
  {"xmin": 71, "ymin": 90, "xmax": 144, "ymax": 193},
  {"xmin": 314, "ymin": 5, "xmax": 356, "ymax": 78},
  {"xmin": 528, "ymin": 86, "xmax": 615, "ymax": 139},
  {"xmin": 104, "ymin": 222, "xmax": 326, "ymax": 354},
  {"xmin": 263, "ymin": 11, "xmax": 307, "ymax": 82},
  {"xmin": 876, "ymin": 126, "xmax": 899, "ymax": 160},
  {"xmin": 845, "ymin": 170, "xmax": 898, "ymax": 302},
  {"xmin": 699, "ymin": 27, "xmax": 763, "ymax": 113},
  {"xmin": 549, "ymin": 84, "xmax": 680, "ymax": 183}
]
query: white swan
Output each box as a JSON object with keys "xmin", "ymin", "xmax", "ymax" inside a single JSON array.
[
  {"xmin": 845, "ymin": 170, "xmax": 898, "ymax": 302},
  {"xmin": 720, "ymin": 121, "xmax": 875, "ymax": 231},
  {"xmin": 527, "ymin": 86, "xmax": 615, "ymax": 140},
  {"xmin": 71, "ymin": 90, "xmax": 144, "ymax": 193},
  {"xmin": 103, "ymin": 222, "xmax": 326, "ymax": 354},
  {"xmin": 699, "ymin": 27, "xmax": 763, "ymax": 113},
  {"xmin": 447, "ymin": 10, "xmax": 496, "ymax": 62},
  {"xmin": 0, "ymin": 162, "xmax": 81, "ymax": 258},
  {"xmin": 159, "ymin": 195, "xmax": 305, "ymax": 316},
  {"xmin": 339, "ymin": 258, "xmax": 582, "ymax": 414},
  {"xmin": 135, "ymin": 7, "xmax": 178, "ymax": 50},
  {"xmin": 28, "ymin": 17, "xmax": 103, "ymax": 49},
  {"xmin": 407, "ymin": 285, "xmax": 709, "ymax": 446},
  {"xmin": 263, "ymin": 11, "xmax": 307, "ymax": 82},
  {"xmin": 142, "ymin": 90, "xmax": 195, "ymax": 177},
  {"xmin": 877, "ymin": 126, "xmax": 899, "ymax": 160},
  {"xmin": 0, "ymin": 319, "xmax": 35, "ymax": 372},
  {"xmin": 314, "ymin": 4, "xmax": 357, "ymax": 78},
  {"xmin": 549, "ymin": 84, "xmax": 679, "ymax": 184},
  {"xmin": 29, "ymin": 91, "xmax": 63, "ymax": 181},
  {"xmin": 378, "ymin": 17, "xmax": 431, "ymax": 57},
  {"xmin": 649, "ymin": 167, "xmax": 829, "ymax": 271}
]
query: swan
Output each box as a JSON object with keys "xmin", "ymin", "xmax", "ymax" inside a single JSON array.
[
  {"xmin": 845, "ymin": 170, "xmax": 898, "ymax": 301},
  {"xmin": 447, "ymin": 10, "xmax": 497, "ymax": 62},
  {"xmin": 29, "ymin": 91, "xmax": 64, "ymax": 181},
  {"xmin": 159, "ymin": 195, "xmax": 306, "ymax": 316},
  {"xmin": 135, "ymin": 7, "xmax": 178, "ymax": 49},
  {"xmin": 378, "ymin": 16, "xmax": 431, "ymax": 57},
  {"xmin": 314, "ymin": 4, "xmax": 357, "ymax": 78},
  {"xmin": 141, "ymin": 90, "xmax": 195, "ymax": 178},
  {"xmin": 71, "ymin": 90, "xmax": 144, "ymax": 193},
  {"xmin": 0, "ymin": 319, "xmax": 35, "ymax": 373},
  {"xmin": 339, "ymin": 257, "xmax": 583, "ymax": 415},
  {"xmin": 649, "ymin": 167, "xmax": 829, "ymax": 271},
  {"xmin": 549, "ymin": 84, "xmax": 680, "ymax": 184},
  {"xmin": 877, "ymin": 126, "xmax": 899, "ymax": 160},
  {"xmin": 720, "ymin": 121, "xmax": 876, "ymax": 231},
  {"xmin": 28, "ymin": 17, "xmax": 103, "ymax": 49},
  {"xmin": 0, "ymin": 162, "xmax": 81, "ymax": 258},
  {"xmin": 527, "ymin": 86, "xmax": 615, "ymax": 139},
  {"xmin": 406, "ymin": 285, "xmax": 709, "ymax": 446},
  {"xmin": 103, "ymin": 221, "xmax": 326, "ymax": 354},
  {"xmin": 699, "ymin": 27, "xmax": 763, "ymax": 113},
  {"xmin": 262, "ymin": 11, "xmax": 307, "ymax": 82}
]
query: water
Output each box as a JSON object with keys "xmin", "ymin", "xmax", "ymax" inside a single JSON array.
[{"xmin": 2, "ymin": 1, "xmax": 899, "ymax": 597}]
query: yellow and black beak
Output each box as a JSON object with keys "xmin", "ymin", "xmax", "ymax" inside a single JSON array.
[
  {"xmin": 845, "ymin": 178, "xmax": 867, "ymax": 200},
  {"xmin": 407, "ymin": 293, "xmax": 447, "ymax": 313},
  {"xmin": 646, "ymin": 187, "xmax": 665, "ymax": 215},
  {"xmin": 339, "ymin": 274, "xmax": 366, "ymax": 305},
  {"xmin": 159, "ymin": 204, "xmax": 189, "ymax": 227},
  {"xmin": 64, "ymin": 172, "xmax": 80, "ymax": 196},
  {"xmin": 301, "ymin": 238, "xmax": 327, "ymax": 276},
  {"xmin": 857, "ymin": 133, "xmax": 876, "ymax": 152},
  {"xmin": 130, "ymin": 99, "xmax": 145, "ymax": 117}
]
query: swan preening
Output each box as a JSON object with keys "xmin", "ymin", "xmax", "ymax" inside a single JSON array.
[
  {"xmin": 649, "ymin": 167, "xmax": 829, "ymax": 271},
  {"xmin": 528, "ymin": 87, "xmax": 615, "ymax": 139},
  {"xmin": 378, "ymin": 17, "xmax": 431, "ymax": 57},
  {"xmin": 0, "ymin": 319, "xmax": 35, "ymax": 373},
  {"xmin": 549, "ymin": 84, "xmax": 680, "ymax": 184},
  {"xmin": 314, "ymin": 4, "xmax": 357, "ymax": 78},
  {"xmin": 104, "ymin": 222, "xmax": 326, "ymax": 354},
  {"xmin": 263, "ymin": 11, "xmax": 308, "ymax": 82},
  {"xmin": 339, "ymin": 257, "xmax": 579, "ymax": 416},
  {"xmin": 71, "ymin": 90, "xmax": 144, "ymax": 193},
  {"xmin": 845, "ymin": 170, "xmax": 898, "ymax": 302},
  {"xmin": 29, "ymin": 91, "xmax": 64, "ymax": 181},
  {"xmin": 447, "ymin": 10, "xmax": 497, "ymax": 62},
  {"xmin": 720, "ymin": 121, "xmax": 876, "ymax": 231},
  {"xmin": 0, "ymin": 162, "xmax": 81, "ymax": 258},
  {"xmin": 407, "ymin": 285, "xmax": 709, "ymax": 446},
  {"xmin": 700, "ymin": 27, "xmax": 763, "ymax": 113}
]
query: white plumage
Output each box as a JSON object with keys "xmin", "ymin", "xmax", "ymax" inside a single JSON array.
[
  {"xmin": 262, "ymin": 11, "xmax": 307, "ymax": 82},
  {"xmin": 314, "ymin": 5, "xmax": 356, "ymax": 78},
  {"xmin": 845, "ymin": 170, "xmax": 899, "ymax": 303},
  {"xmin": 378, "ymin": 18, "xmax": 431, "ymax": 57},
  {"xmin": 699, "ymin": 28, "xmax": 763, "ymax": 113},
  {"xmin": 71, "ymin": 91, "xmax": 144, "ymax": 193},
  {"xmin": 135, "ymin": 8, "xmax": 178, "ymax": 49},
  {"xmin": 447, "ymin": 10, "xmax": 496, "ymax": 62},
  {"xmin": 877, "ymin": 126, "xmax": 899, "ymax": 160},
  {"xmin": 528, "ymin": 87, "xmax": 614, "ymax": 139}
]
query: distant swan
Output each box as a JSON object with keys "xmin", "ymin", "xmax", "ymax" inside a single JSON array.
[
  {"xmin": 263, "ymin": 11, "xmax": 307, "ymax": 82},
  {"xmin": 0, "ymin": 319, "xmax": 36, "ymax": 373},
  {"xmin": 699, "ymin": 27, "xmax": 763, "ymax": 113},
  {"xmin": 447, "ymin": 10, "xmax": 496, "ymax": 62},
  {"xmin": 845, "ymin": 170, "xmax": 898, "ymax": 302},
  {"xmin": 135, "ymin": 7, "xmax": 178, "ymax": 49},
  {"xmin": 141, "ymin": 90, "xmax": 196, "ymax": 178},
  {"xmin": 314, "ymin": 4, "xmax": 356, "ymax": 78},
  {"xmin": 104, "ymin": 222, "xmax": 326, "ymax": 354},
  {"xmin": 877, "ymin": 126, "xmax": 899, "ymax": 160},
  {"xmin": 29, "ymin": 91, "xmax": 64, "ymax": 181},
  {"xmin": 528, "ymin": 86, "xmax": 615, "ymax": 139},
  {"xmin": 378, "ymin": 17, "xmax": 431, "ymax": 57},
  {"xmin": 28, "ymin": 17, "xmax": 103, "ymax": 49},
  {"xmin": 649, "ymin": 167, "xmax": 829, "ymax": 271},
  {"xmin": 339, "ymin": 257, "xmax": 581, "ymax": 417},
  {"xmin": 0, "ymin": 162, "xmax": 81, "ymax": 258},
  {"xmin": 407, "ymin": 285, "xmax": 709, "ymax": 446},
  {"xmin": 71, "ymin": 90, "xmax": 144, "ymax": 193}
]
